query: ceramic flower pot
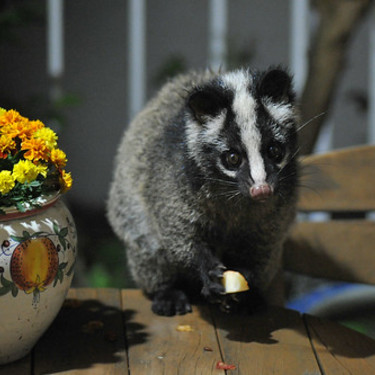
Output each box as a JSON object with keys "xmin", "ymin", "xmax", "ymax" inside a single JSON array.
[{"xmin": 0, "ymin": 193, "xmax": 77, "ymax": 364}]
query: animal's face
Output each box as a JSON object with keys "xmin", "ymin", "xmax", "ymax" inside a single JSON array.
[{"xmin": 185, "ymin": 68, "xmax": 299, "ymax": 203}]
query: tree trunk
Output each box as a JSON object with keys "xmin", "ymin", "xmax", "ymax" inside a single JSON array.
[{"xmin": 299, "ymin": 0, "xmax": 373, "ymax": 155}]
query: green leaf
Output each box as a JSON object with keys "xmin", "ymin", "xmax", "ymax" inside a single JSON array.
[
  {"xmin": 59, "ymin": 227, "xmax": 68, "ymax": 237},
  {"xmin": 0, "ymin": 286, "xmax": 11, "ymax": 296},
  {"xmin": 10, "ymin": 235, "xmax": 25, "ymax": 243},
  {"xmin": 59, "ymin": 262, "xmax": 68, "ymax": 270},
  {"xmin": 66, "ymin": 261, "xmax": 75, "ymax": 277},
  {"xmin": 59, "ymin": 236, "xmax": 67, "ymax": 251},
  {"xmin": 53, "ymin": 222, "xmax": 60, "ymax": 235},
  {"xmin": 16, "ymin": 201, "xmax": 26, "ymax": 212},
  {"xmin": 28, "ymin": 180, "xmax": 42, "ymax": 188},
  {"xmin": 22, "ymin": 231, "xmax": 31, "ymax": 240},
  {"xmin": 54, "ymin": 269, "xmax": 63, "ymax": 286},
  {"xmin": 1, "ymin": 273, "xmax": 12, "ymax": 288},
  {"xmin": 11, "ymin": 284, "xmax": 18, "ymax": 297},
  {"xmin": 31, "ymin": 231, "xmax": 46, "ymax": 238}
]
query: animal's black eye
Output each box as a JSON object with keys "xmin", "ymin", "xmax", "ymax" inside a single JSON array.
[
  {"xmin": 267, "ymin": 142, "xmax": 285, "ymax": 163},
  {"xmin": 223, "ymin": 150, "xmax": 242, "ymax": 169}
]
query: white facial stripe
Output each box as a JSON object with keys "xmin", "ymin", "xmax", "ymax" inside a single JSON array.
[
  {"xmin": 249, "ymin": 150, "xmax": 267, "ymax": 184},
  {"xmin": 217, "ymin": 162, "xmax": 237, "ymax": 179},
  {"xmin": 262, "ymin": 98, "xmax": 294, "ymax": 127},
  {"xmin": 228, "ymin": 76, "xmax": 267, "ymax": 185},
  {"xmin": 200, "ymin": 110, "xmax": 227, "ymax": 145},
  {"xmin": 185, "ymin": 110, "xmax": 227, "ymax": 166},
  {"xmin": 221, "ymin": 69, "xmax": 252, "ymax": 92}
]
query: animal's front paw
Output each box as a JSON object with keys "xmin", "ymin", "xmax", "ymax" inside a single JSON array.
[
  {"xmin": 151, "ymin": 288, "xmax": 192, "ymax": 316},
  {"xmin": 201, "ymin": 263, "xmax": 226, "ymax": 302}
]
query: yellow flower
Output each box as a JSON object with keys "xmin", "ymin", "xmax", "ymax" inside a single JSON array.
[
  {"xmin": 21, "ymin": 138, "xmax": 49, "ymax": 162},
  {"xmin": 35, "ymin": 163, "xmax": 48, "ymax": 178},
  {"xmin": 0, "ymin": 108, "xmax": 73, "ymax": 199},
  {"xmin": 34, "ymin": 127, "xmax": 58, "ymax": 149},
  {"xmin": 0, "ymin": 170, "xmax": 15, "ymax": 194},
  {"xmin": 60, "ymin": 170, "xmax": 73, "ymax": 192},
  {"xmin": 50, "ymin": 148, "xmax": 67, "ymax": 168},
  {"xmin": 0, "ymin": 135, "xmax": 16, "ymax": 158},
  {"xmin": 13, "ymin": 160, "xmax": 43, "ymax": 184}
]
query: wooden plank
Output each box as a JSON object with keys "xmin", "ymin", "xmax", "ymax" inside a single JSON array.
[
  {"xmin": 33, "ymin": 288, "xmax": 128, "ymax": 375},
  {"xmin": 122, "ymin": 289, "xmax": 224, "ymax": 374},
  {"xmin": 298, "ymin": 145, "xmax": 375, "ymax": 212},
  {"xmin": 305, "ymin": 314, "xmax": 375, "ymax": 374},
  {"xmin": 0, "ymin": 353, "xmax": 32, "ymax": 375},
  {"xmin": 284, "ymin": 220, "xmax": 375, "ymax": 284},
  {"xmin": 212, "ymin": 306, "xmax": 321, "ymax": 374}
]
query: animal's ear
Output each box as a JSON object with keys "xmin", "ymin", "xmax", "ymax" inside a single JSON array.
[
  {"xmin": 257, "ymin": 69, "xmax": 295, "ymax": 103},
  {"xmin": 188, "ymin": 87, "xmax": 227, "ymax": 124}
]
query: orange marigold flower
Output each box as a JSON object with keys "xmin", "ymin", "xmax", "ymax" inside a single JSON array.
[
  {"xmin": 21, "ymin": 138, "xmax": 49, "ymax": 162},
  {"xmin": 50, "ymin": 148, "xmax": 67, "ymax": 168},
  {"xmin": 2, "ymin": 119, "xmax": 32, "ymax": 140},
  {"xmin": 28, "ymin": 119, "xmax": 45, "ymax": 134},
  {"xmin": 0, "ymin": 135, "xmax": 16, "ymax": 158},
  {"xmin": 0, "ymin": 109, "xmax": 24, "ymax": 127},
  {"xmin": 0, "ymin": 112, "xmax": 44, "ymax": 141}
]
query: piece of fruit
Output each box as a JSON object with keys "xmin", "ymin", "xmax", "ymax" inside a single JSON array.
[
  {"xmin": 10, "ymin": 237, "xmax": 59, "ymax": 292},
  {"xmin": 176, "ymin": 324, "xmax": 193, "ymax": 332},
  {"xmin": 221, "ymin": 270, "xmax": 249, "ymax": 294}
]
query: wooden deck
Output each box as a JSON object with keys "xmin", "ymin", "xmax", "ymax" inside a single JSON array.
[{"xmin": 2, "ymin": 288, "xmax": 375, "ymax": 374}]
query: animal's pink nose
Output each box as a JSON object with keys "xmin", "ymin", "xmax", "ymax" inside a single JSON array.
[{"xmin": 250, "ymin": 184, "xmax": 273, "ymax": 201}]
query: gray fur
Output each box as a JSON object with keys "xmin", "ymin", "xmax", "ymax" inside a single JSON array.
[{"xmin": 107, "ymin": 68, "xmax": 299, "ymax": 315}]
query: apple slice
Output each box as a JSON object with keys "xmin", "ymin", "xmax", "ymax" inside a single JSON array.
[{"xmin": 222, "ymin": 270, "xmax": 249, "ymax": 294}]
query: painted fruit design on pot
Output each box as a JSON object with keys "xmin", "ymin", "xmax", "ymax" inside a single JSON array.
[
  {"xmin": 10, "ymin": 238, "xmax": 59, "ymax": 293},
  {"xmin": 1, "ymin": 221, "xmax": 75, "ymax": 305}
]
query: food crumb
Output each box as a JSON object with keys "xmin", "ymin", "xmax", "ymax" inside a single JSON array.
[
  {"xmin": 216, "ymin": 361, "xmax": 236, "ymax": 370},
  {"xmin": 203, "ymin": 346, "xmax": 213, "ymax": 352},
  {"xmin": 176, "ymin": 324, "xmax": 194, "ymax": 332}
]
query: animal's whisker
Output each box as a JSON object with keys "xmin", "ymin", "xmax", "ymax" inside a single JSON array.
[
  {"xmin": 297, "ymin": 112, "xmax": 326, "ymax": 133},
  {"xmin": 227, "ymin": 191, "xmax": 242, "ymax": 202},
  {"xmin": 215, "ymin": 189, "xmax": 241, "ymax": 198},
  {"xmin": 278, "ymin": 170, "xmax": 299, "ymax": 182},
  {"xmin": 201, "ymin": 177, "xmax": 237, "ymax": 186},
  {"xmin": 296, "ymin": 183, "xmax": 321, "ymax": 197},
  {"xmin": 277, "ymin": 147, "xmax": 300, "ymax": 177}
]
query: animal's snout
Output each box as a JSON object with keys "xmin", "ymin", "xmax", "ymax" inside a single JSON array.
[{"xmin": 250, "ymin": 184, "xmax": 273, "ymax": 202}]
